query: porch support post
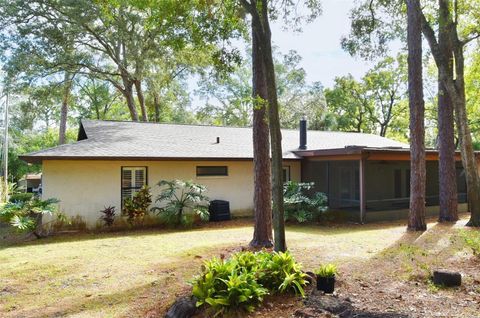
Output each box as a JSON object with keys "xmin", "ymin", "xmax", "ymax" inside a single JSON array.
[{"xmin": 359, "ymin": 157, "xmax": 366, "ymax": 224}]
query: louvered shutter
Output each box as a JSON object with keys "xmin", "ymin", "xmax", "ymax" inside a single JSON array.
[{"xmin": 121, "ymin": 167, "xmax": 147, "ymax": 203}]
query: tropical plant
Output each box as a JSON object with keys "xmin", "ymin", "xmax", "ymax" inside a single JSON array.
[
  {"xmin": 315, "ymin": 264, "xmax": 338, "ymax": 278},
  {"xmin": 192, "ymin": 250, "xmax": 308, "ymax": 315},
  {"xmin": 283, "ymin": 181, "xmax": 328, "ymax": 223},
  {"xmin": 99, "ymin": 206, "xmax": 116, "ymax": 227},
  {"xmin": 122, "ymin": 186, "xmax": 151, "ymax": 225},
  {"xmin": 0, "ymin": 197, "xmax": 60, "ymax": 238},
  {"xmin": 9, "ymin": 192, "xmax": 34, "ymax": 203},
  {"xmin": 256, "ymin": 251, "xmax": 309, "ymax": 296},
  {"xmin": 193, "ymin": 256, "xmax": 268, "ymax": 314},
  {"xmin": 152, "ymin": 180, "xmax": 209, "ymax": 227}
]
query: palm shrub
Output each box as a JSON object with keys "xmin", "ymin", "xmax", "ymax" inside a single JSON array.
[
  {"xmin": 283, "ymin": 181, "xmax": 328, "ymax": 223},
  {"xmin": 192, "ymin": 251, "xmax": 308, "ymax": 315},
  {"xmin": 0, "ymin": 197, "xmax": 61, "ymax": 238},
  {"xmin": 122, "ymin": 186, "xmax": 151, "ymax": 225},
  {"xmin": 152, "ymin": 180, "xmax": 209, "ymax": 227}
]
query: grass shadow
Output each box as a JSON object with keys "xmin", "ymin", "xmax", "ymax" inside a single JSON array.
[{"xmin": 285, "ymin": 220, "xmax": 408, "ymax": 236}]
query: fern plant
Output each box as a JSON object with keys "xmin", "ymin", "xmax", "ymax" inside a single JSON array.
[
  {"xmin": 192, "ymin": 251, "xmax": 308, "ymax": 316},
  {"xmin": 0, "ymin": 197, "xmax": 60, "ymax": 238},
  {"xmin": 152, "ymin": 180, "xmax": 209, "ymax": 226},
  {"xmin": 283, "ymin": 181, "xmax": 328, "ymax": 223},
  {"xmin": 257, "ymin": 251, "xmax": 309, "ymax": 296}
]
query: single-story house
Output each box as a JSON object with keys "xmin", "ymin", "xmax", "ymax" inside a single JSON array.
[{"xmin": 20, "ymin": 119, "xmax": 470, "ymax": 228}]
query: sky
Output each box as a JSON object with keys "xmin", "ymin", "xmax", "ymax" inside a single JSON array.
[
  {"xmin": 191, "ymin": 0, "xmax": 376, "ymax": 109},
  {"xmin": 269, "ymin": 0, "xmax": 374, "ymax": 88}
]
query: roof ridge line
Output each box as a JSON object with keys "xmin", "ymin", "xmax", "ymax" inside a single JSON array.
[{"xmin": 80, "ymin": 119, "xmax": 393, "ymax": 135}]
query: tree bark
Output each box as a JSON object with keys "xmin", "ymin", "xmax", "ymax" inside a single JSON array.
[
  {"xmin": 153, "ymin": 92, "xmax": 161, "ymax": 122},
  {"xmin": 406, "ymin": 0, "xmax": 427, "ymax": 232},
  {"xmin": 59, "ymin": 72, "xmax": 72, "ymax": 145},
  {"xmin": 242, "ymin": 0, "xmax": 286, "ymax": 251},
  {"xmin": 419, "ymin": 2, "xmax": 480, "ymax": 226},
  {"xmin": 437, "ymin": 0, "xmax": 458, "ymax": 222},
  {"xmin": 134, "ymin": 79, "xmax": 148, "ymax": 122},
  {"xmin": 453, "ymin": 43, "xmax": 480, "ymax": 227},
  {"xmin": 250, "ymin": 24, "xmax": 273, "ymax": 248},
  {"xmin": 121, "ymin": 76, "xmax": 139, "ymax": 121},
  {"xmin": 258, "ymin": 0, "xmax": 286, "ymax": 252}
]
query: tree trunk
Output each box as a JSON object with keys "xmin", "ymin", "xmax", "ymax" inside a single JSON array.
[
  {"xmin": 134, "ymin": 79, "xmax": 148, "ymax": 122},
  {"xmin": 380, "ymin": 124, "xmax": 387, "ymax": 137},
  {"xmin": 437, "ymin": 0, "xmax": 458, "ymax": 222},
  {"xmin": 242, "ymin": 0, "xmax": 286, "ymax": 251},
  {"xmin": 420, "ymin": 0, "xmax": 480, "ymax": 227},
  {"xmin": 406, "ymin": 0, "xmax": 426, "ymax": 232},
  {"xmin": 452, "ymin": 44, "xmax": 480, "ymax": 227},
  {"xmin": 153, "ymin": 92, "xmax": 161, "ymax": 122},
  {"xmin": 258, "ymin": 1, "xmax": 286, "ymax": 252},
  {"xmin": 250, "ymin": 24, "xmax": 273, "ymax": 249},
  {"xmin": 122, "ymin": 77, "xmax": 139, "ymax": 121},
  {"xmin": 59, "ymin": 72, "xmax": 72, "ymax": 145}
]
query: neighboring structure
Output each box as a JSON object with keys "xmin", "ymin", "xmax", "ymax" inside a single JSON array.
[
  {"xmin": 20, "ymin": 119, "xmax": 470, "ymax": 227},
  {"xmin": 18, "ymin": 173, "xmax": 42, "ymax": 193}
]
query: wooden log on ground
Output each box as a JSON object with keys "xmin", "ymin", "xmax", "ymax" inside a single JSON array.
[{"xmin": 432, "ymin": 270, "xmax": 461, "ymax": 287}]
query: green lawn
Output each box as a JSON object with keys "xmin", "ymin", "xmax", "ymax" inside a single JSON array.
[{"xmin": 0, "ymin": 218, "xmax": 477, "ymax": 317}]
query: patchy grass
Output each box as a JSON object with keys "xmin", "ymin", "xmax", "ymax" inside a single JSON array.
[{"xmin": 0, "ymin": 217, "xmax": 479, "ymax": 318}]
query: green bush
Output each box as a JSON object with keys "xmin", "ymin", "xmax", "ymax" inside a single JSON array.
[
  {"xmin": 256, "ymin": 251, "xmax": 308, "ymax": 296},
  {"xmin": 9, "ymin": 192, "xmax": 34, "ymax": 203},
  {"xmin": 283, "ymin": 181, "xmax": 328, "ymax": 223},
  {"xmin": 152, "ymin": 180, "xmax": 209, "ymax": 227},
  {"xmin": 0, "ymin": 197, "xmax": 61, "ymax": 238},
  {"xmin": 122, "ymin": 186, "xmax": 152, "ymax": 225},
  {"xmin": 460, "ymin": 230, "xmax": 480, "ymax": 257},
  {"xmin": 314, "ymin": 264, "xmax": 338, "ymax": 278},
  {"xmin": 193, "ymin": 256, "xmax": 268, "ymax": 313},
  {"xmin": 192, "ymin": 251, "xmax": 308, "ymax": 315}
]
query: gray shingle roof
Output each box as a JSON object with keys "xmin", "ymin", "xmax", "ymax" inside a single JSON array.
[{"xmin": 20, "ymin": 119, "xmax": 409, "ymax": 162}]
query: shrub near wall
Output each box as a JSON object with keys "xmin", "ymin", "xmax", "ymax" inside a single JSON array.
[
  {"xmin": 283, "ymin": 181, "xmax": 328, "ymax": 223},
  {"xmin": 192, "ymin": 251, "xmax": 308, "ymax": 315}
]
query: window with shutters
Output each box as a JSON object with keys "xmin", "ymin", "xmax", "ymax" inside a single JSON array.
[{"xmin": 121, "ymin": 167, "xmax": 147, "ymax": 204}]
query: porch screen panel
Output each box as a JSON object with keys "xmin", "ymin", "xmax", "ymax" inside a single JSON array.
[
  {"xmin": 394, "ymin": 169, "xmax": 402, "ymax": 198},
  {"xmin": 121, "ymin": 167, "xmax": 147, "ymax": 203}
]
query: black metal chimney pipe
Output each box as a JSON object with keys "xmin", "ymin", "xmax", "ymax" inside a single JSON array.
[{"xmin": 299, "ymin": 118, "xmax": 307, "ymax": 149}]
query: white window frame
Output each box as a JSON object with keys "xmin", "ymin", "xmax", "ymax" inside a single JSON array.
[{"xmin": 121, "ymin": 166, "xmax": 148, "ymax": 205}]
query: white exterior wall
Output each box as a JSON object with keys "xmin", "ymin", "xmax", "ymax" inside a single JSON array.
[{"xmin": 42, "ymin": 159, "xmax": 301, "ymax": 227}]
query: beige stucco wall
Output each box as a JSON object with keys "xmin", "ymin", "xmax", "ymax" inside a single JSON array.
[{"xmin": 42, "ymin": 159, "xmax": 301, "ymax": 227}]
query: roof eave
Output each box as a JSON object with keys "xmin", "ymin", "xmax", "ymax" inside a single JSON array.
[{"xmin": 19, "ymin": 155, "xmax": 302, "ymax": 164}]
